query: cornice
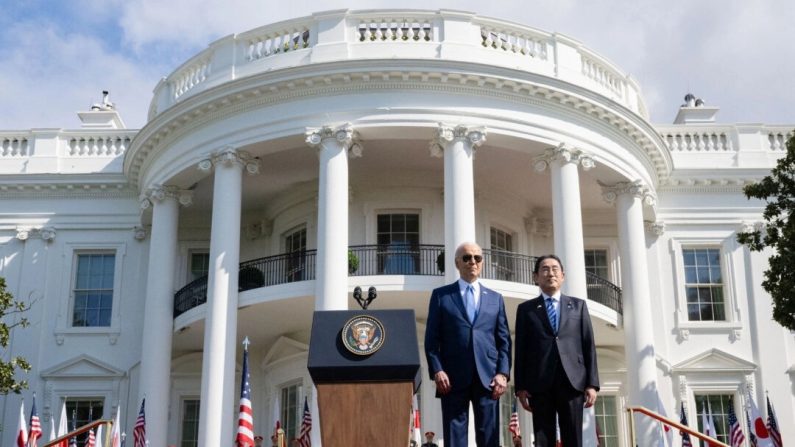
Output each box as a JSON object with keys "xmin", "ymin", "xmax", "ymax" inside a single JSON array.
[
  {"xmin": 125, "ymin": 59, "xmax": 671, "ymax": 189},
  {"xmin": 0, "ymin": 175, "xmax": 135, "ymax": 198}
]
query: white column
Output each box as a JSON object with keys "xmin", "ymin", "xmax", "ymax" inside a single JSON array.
[
  {"xmin": 138, "ymin": 186, "xmax": 191, "ymax": 447},
  {"xmin": 197, "ymin": 149, "xmax": 259, "ymax": 447},
  {"xmin": 533, "ymin": 144, "xmax": 594, "ymax": 298},
  {"xmin": 602, "ymin": 180, "xmax": 659, "ymax": 445},
  {"xmin": 430, "ymin": 124, "xmax": 486, "ymax": 282},
  {"xmin": 306, "ymin": 124, "xmax": 362, "ymax": 311}
]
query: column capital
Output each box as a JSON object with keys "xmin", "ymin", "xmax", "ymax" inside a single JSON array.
[
  {"xmin": 15, "ymin": 226, "xmax": 56, "ymax": 242},
  {"xmin": 139, "ymin": 185, "xmax": 194, "ymax": 210},
  {"xmin": 305, "ymin": 123, "xmax": 363, "ymax": 157},
  {"xmin": 532, "ymin": 143, "xmax": 595, "ymax": 172},
  {"xmin": 429, "ymin": 123, "xmax": 487, "ymax": 157},
  {"xmin": 599, "ymin": 180, "xmax": 656, "ymax": 207},
  {"xmin": 197, "ymin": 148, "xmax": 261, "ymax": 175}
]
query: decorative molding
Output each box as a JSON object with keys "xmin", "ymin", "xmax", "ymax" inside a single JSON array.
[
  {"xmin": 738, "ymin": 221, "xmax": 764, "ymax": 234},
  {"xmin": 305, "ymin": 123, "xmax": 363, "ymax": 158},
  {"xmin": 197, "ymin": 148, "xmax": 261, "ymax": 174},
  {"xmin": 125, "ymin": 67, "xmax": 672, "ymax": 189},
  {"xmin": 428, "ymin": 123, "xmax": 487, "ymax": 158},
  {"xmin": 524, "ymin": 216, "xmax": 551, "ymax": 238},
  {"xmin": 15, "ymin": 226, "xmax": 57, "ymax": 242},
  {"xmin": 599, "ymin": 180, "xmax": 657, "ymax": 207},
  {"xmin": 645, "ymin": 220, "xmax": 665, "ymax": 236},
  {"xmin": 729, "ymin": 328, "xmax": 742, "ymax": 342},
  {"xmin": 677, "ymin": 328, "xmax": 690, "ymax": 342},
  {"xmin": 132, "ymin": 226, "xmax": 148, "ymax": 241},
  {"xmin": 532, "ymin": 143, "xmax": 595, "ymax": 172},
  {"xmin": 245, "ymin": 219, "xmax": 273, "ymax": 240},
  {"xmin": 139, "ymin": 185, "xmax": 195, "ymax": 210}
]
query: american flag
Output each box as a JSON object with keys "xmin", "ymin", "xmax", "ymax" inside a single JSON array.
[
  {"xmin": 133, "ymin": 399, "xmax": 146, "ymax": 447},
  {"xmin": 679, "ymin": 402, "xmax": 693, "ymax": 447},
  {"xmin": 766, "ymin": 396, "xmax": 782, "ymax": 447},
  {"xmin": 727, "ymin": 400, "xmax": 746, "ymax": 447},
  {"xmin": 69, "ymin": 410, "xmax": 77, "ymax": 447},
  {"xmin": 29, "ymin": 394, "xmax": 42, "ymax": 447},
  {"xmin": 110, "ymin": 406, "xmax": 121, "ymax": 447},
  {"xmin": 297, "ymin": 397, "xmax": 312, "ymax": 447},
  {"xmin": 237, "ymin": 339, "xmax": 255, "ymax": 447},
  {"xmin": 508, "ymin": 400, "xmax": 520, "ymax": 438},
  {"xmin": 87, "ymin": 429, "xmax": 96, "ymax": 447}
]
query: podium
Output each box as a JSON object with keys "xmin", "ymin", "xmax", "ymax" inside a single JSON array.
[{"xmin": 308, "ymin": 309, "xmax": 421, "ymax": 447}]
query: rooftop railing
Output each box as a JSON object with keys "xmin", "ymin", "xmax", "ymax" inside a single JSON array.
[
  {"xmin": 149, "ymin": 9, "xmax": 648, "ymax": 119},
  {"xmin": 173, "ymin": 244, "xmax": 623, "ymax": 317}
]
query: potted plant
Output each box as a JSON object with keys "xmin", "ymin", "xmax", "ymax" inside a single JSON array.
[{"xmin": 348, "ymin": 250, "xmax": 360, "ymax": 274}]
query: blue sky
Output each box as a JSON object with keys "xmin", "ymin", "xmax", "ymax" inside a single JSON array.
[{"xmin": 2, "ymin": 0, "xmax": 794, "ymax": 130}]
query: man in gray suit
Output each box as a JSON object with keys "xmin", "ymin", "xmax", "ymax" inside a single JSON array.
[
  {"xmin": 425, "ymin": 242, "xmax": 512, "ymax": 447},
  {"xmin": 514, "ymin": 254, "xmax": 599, "ymax": 447}
]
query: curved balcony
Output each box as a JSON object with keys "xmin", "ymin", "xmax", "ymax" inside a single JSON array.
[
  {"xmin": 173, "ymin": 245, "xmax": 622, "ymax": 317},
  {"xmin": 149, "ymin": 9, "xmax": 647, "ymax": 120}
]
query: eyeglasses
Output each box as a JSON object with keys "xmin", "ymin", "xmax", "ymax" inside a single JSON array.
[{"xmin": 461, "ymin": 254, "xmax": 483, "ymax": 263}]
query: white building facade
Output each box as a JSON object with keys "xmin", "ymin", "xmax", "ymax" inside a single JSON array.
[{"xmin": 1, "ymin": 9, "xmax": 793, "ymax": 447}]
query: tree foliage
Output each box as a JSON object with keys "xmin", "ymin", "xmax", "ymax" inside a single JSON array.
[
  {"xmin": 737, "ymin": 131, "xmax": 795, "ymax": 330},
  {"xmin": 0, "ymin": 276, "xmax": 31, "ymax": 394}
]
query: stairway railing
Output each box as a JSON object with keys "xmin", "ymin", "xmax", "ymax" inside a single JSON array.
[{"xmin": 626, "ymin": 406, "xmax": 728, "ymax": 447}]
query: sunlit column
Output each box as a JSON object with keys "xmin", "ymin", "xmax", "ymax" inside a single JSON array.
[
  {"xmin": 532, "ymin": 144, "xmax": 594, "ymax": 298},
  {"xmin": 138, "ymin": 186, "xmax": 192, "ymax": 447},
  {"xmin": 306, "ymin": 124, "xmax": 362, "ymax": 310},
  {"xmin": 602, "ymin": 180, "xmax": 659, "ymax": 445},
  {"xmin": 197, "ymin": 148, "xmax": 260, "ymax": 447},
  {"xmin": 430, "ymin": 124, "xmax": 486, "ymax": 282}
]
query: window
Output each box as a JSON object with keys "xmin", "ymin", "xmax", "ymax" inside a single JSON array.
[
  {"xmin": 281, "ymin": 383, "xmax": 303, "ymax": 441},
  {"xmin": 72, "ymin": 253, "xmax": 115, "ymax": 327},
  {"xmin": 285, "ymin": 226, "xmax": 307, "ymax": 282},
  {"xmin": 377, "ymin": 213, "xmax": 420, "ymax": 274},
  {"xmin": 499, "ymin": 386, "xmax": 518, "ymax": 446},
  {"xmin": 490, "ymin": 227, "xmax": 514, "ymax": 281},
  {"xmin": 594, "ymin": 395, "xmax": 618, "ymax": 447},
  {"xmin": 65, "ymin": 399, "xmax": 104, "ymax": 447},
  {"xmin": 683, "ymin": 248, "xmax": 725, "ymax": 321},
  {"xmin": 584, "ymin": 249, "xmax": 609, "ymax": 279},
  {"xmin": 695, "ymin": 394, "xmax": 732, "ymax": 444},
  {"xmin": 181, "ymin": 399, "xmax": 200, "ymax": 447},
  {"xmin": 189, "ymin": 252, "xmax": 210, "ymax": 281}
]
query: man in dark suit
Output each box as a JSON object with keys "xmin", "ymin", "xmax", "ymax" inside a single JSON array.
[
  {"xmin": 425, "ymin": 242, "xmax": 512, "ymax": 447},
  {"xmin": 514, "ymin": 254, "xmax": 599, "ymax": 447}
]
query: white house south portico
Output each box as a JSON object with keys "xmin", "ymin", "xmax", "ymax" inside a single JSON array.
[{"xmin": 1, "ymin": 8, "xmax": 792, "ymax": 447}]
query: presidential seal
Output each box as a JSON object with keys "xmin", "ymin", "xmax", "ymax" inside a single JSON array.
[{"xmin": 342, "ymin": 315, "xmax": 385, "ymax": 355}]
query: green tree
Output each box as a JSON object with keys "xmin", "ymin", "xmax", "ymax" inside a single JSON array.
[
  {"xmin": 0, "ymin": 276, "xmax": 31, "ymax": 394},
  {"xmin": 737, "ymin": 131, "xmax": 795, "ymax": 330}
]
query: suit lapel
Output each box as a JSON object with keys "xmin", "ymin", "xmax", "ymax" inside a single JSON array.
[
  {"xmin": 532, "ymin": 295, "xmax": 555, "ymax": 334},
  {"xmin": 449, "ymin": 282, "xmax": 470, "ymax": 323},
  {"xmin": 558, "ymin": 295, "xmax": 573, "ymax": 333}
]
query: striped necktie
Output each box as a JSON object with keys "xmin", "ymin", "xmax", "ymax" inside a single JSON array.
[{"xmin": 545, "ymin": 297, "xmax": 558, "ymax": 334}]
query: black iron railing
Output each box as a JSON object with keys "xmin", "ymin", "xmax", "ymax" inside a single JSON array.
[
  {"xmin": 173, "ymin": 246, "xmax": 622, "ymax": 317},
  {"xmin": 585, "ymin": 270, "xmax": 623, "ymax": 315}
]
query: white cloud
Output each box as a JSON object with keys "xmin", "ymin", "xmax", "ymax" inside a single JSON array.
[
  {"xmin": 1, "ymin": 1, "xmax": 793, "ymax": 129},
  {"xmin": 0, "ymin": 20, "xmax": 163, "ymax": 129}
]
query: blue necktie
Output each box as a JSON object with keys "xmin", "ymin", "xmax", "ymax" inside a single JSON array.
[
  {"xmin": 465, "ymin": 285, "xmax": 477, "ymax": 323},
  {"xmin": 546, "ymin": 297, "xmax": 558, "ymax": 334}
]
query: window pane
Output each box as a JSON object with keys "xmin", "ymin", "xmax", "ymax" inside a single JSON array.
[
  {"xmin": 65, "ymin": 399, "xmax": 104, "ymax": 447},
  {"xmin": 181, "ymin": 399, "xmax": 200, "ymax": 447},
  {"xmin": 73, "ymin": 253, "xmax": 115, "ymax": 327},
  {"xmin": 683, "ymin": 248, "xmax": 725, "ymax": 321}
]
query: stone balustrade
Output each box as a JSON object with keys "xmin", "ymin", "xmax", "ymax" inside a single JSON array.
[
  {"xmin": 0, "ymin": 130, "xmax": 137, "ymax": 174},
  {"xmin": 148, "ymin": 9, "xmax": 648, "ymax": 119}
]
